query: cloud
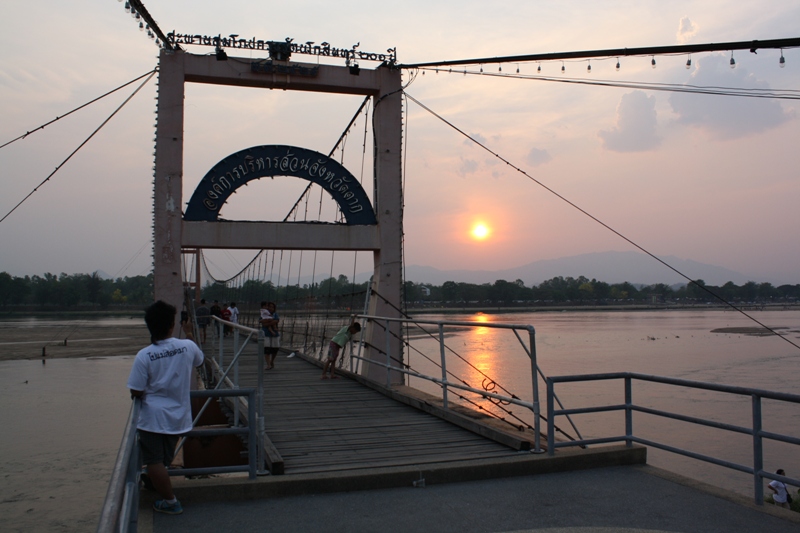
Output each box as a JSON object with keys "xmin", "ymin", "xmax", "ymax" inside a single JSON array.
[
  {"xmin": 457, "ymin": 157, "xmax": 479, "ymax": 176},
  {"xmin": 669, "ymin": 56, "xmax": 792, "ymax": 140},
  {"xmin": 677, "ymin": 16, "xmax": 698, "ymax": 44},
  {"xmin": 526, "ymin": 147, "xmax": 552, "ymax": 167},
  {"xmin": 598, "ymin": 91, "xmax": 661, "ymax": 152}
]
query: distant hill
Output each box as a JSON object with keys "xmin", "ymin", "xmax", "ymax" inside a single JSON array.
[
  {"xmin": 399, "ymin": 251, "xmax": 764, "ymax": 287},
  {"xmin": 94, "ymin": 270, "xmax": 112, "ymax": 280}
]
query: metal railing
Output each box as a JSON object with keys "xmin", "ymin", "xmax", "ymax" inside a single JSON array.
[
  {"xmin": 350, "ymin": 315, "xmax": 582, "ymax": 454},
  {"xmin": 205, "ymin": 316, "xmax": 267, "ymax": 474},
  {"xmin": 97, "ymin": 388, "xmax": 259, "ymax": 533},
  {"xmin": 97, "ymin": 397, "xmax": 141, "ymax": 533},
  {"xmin": 546, "ymin": 372, "xmax": 800, "ymax": 505}
]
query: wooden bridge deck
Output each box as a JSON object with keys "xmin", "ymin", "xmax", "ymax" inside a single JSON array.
[{"xmin": 209, "ymin": 339, "xmax": 523, "ymax": 476}]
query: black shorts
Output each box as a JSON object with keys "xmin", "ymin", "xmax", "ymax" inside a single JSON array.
[{"xmin": 138, "ymin": 430, "xmax": 180, "ymax": 466}]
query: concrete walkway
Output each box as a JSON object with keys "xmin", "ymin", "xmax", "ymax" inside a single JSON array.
[{"xmin": 141, "ymin": 464, "xmax": 800, "ymax": 532}]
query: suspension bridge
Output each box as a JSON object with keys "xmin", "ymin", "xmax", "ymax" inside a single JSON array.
[{"xmin": 91, "ymin": 15, "xmax": 800, "ymax": 531}]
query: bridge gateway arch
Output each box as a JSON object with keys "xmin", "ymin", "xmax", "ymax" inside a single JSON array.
[{"xmin": 151, "ymin": 49, "xmax": 404, "ymax": 383}]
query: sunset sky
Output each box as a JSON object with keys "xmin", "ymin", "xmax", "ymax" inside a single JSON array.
[{"xmin": 1, "ymin": 1, "xmax": 799, "ymax": 284}]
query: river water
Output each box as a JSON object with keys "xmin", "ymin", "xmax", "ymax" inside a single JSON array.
[
  {"xmin": 0, "ymin": 355, "xmax": 134, "ymax": 532},
  {"xmin": 1, "ymin": 309, "xmax": 799, "ymax": 531},
  {"xmin": 404, "ymin": 308, "xmax": 800, "ymax": 504}
]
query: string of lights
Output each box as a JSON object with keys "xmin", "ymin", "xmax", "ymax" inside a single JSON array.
[
  {"xmin": 118, "ymin": 0, "xmax": 176, "ymax": 51},
  {"xmin": 418, "ymin": 68, "xmax": 800, "ymax": 100},
  {"xmin": 0, "ymin": 69, "xmax": 158, "ymax": 151},
  {"xmin": 0, "ymin": 71, "xmax": 158, "ymax": 226},
  {"xmin": 399, "ymin": 37, "xmax": 800, "ymax": 69}
]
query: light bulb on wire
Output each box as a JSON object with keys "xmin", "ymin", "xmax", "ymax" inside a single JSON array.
[
  {"xmin": 685, "ymin": 55, "xmax": 692, "ymax": 69},
  {"xmin": 651, "ymin": 56, "xmax": 656, "ymax": 69},
  {"xmin": 615, "ymin": 58, "xmax": 620, "ymax": 71},
  {"xmin": 780, "ymin": 50, "xmax": 786, "ymax": 68},
  {"xmin": 587, "ymin": 61, "xmax": 591, "ymax": 73},
  {"xmin": 537, "ymin": 63, "xmax": 541, "ymax": 73},
  {"xmin": 730, "ymin": 52, "xmax": 736, "ymax": 69},
  {"xmin": 561, "ymin": 61, "xmax": 565, "ymax": 73}
]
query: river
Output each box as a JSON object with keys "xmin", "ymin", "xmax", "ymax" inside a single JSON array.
[
  {"xmin": 1, "ymin": 309, "xmax": 798, "ymax": 531},
  {"xmin": 404, "ymin": 308, "xmax": 800, "ymax": 504}
]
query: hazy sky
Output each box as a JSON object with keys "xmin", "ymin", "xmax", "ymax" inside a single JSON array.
[{"xmin": 1, "ymin": 1, "xmax": 799, "ymax": 284}]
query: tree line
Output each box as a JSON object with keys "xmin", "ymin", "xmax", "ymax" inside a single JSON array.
[
  {"xmin": 405, "ymin": 277, "xmax": 800, "ymax": 306},
  {"xmin": 0, "ymin": 272, "xmax": 153, "ymax": 308},
  {"xmin": 1, "ymin": 271, "xmax": 798, "ymax": 310}
]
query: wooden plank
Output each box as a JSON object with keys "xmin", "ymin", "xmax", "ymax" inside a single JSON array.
[{"xmin": 208, "ymin": 347, "xmax": 522, "ymax": 475}]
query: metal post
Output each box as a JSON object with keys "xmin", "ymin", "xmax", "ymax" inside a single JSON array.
[
  {"xmin": 304, "ymin": 321, "xmax": 309, "ymax": 364},
  {"xmin": 439, "ymin": 323, "xmax": 448, "ymax": 409},
  {"xmin": 752, "ymin": 394, "xmax": 764, "ymax": 505},
  {"xmin": 385, "ymin": 319, "xmax": 392, "ymax": 388},
  {"xmin": 233, "ymin": 328, "xmax": 240, "ymax": 426},
  {"xmin": 218, "ymin": 320, "xmax": 224, "ymax": 376},
  {"xmin": 546, "ymin": 378, "xmax": 555, "ymax": 456},
  {"xmin": 247, "ymin": 390, "xmax": 257, "ymax": 479},
  {"xmin": 528, "ymin": 327, "xmax": 541, "ymax": 453},
  {"xmin": 127, "ymin": 432, "xmax": 141, "ymax": 529},
  {"xmin": 625, "ymin": 376, "xmax": 633, "ymax": 448},
  {"xmin": 355, "ymin": 282, "xmax": 371, "ymax": 375},
  {"xmin": 257, "ymin": 332, "xmax": 266, "ymax": 475},
  {"xmin": 194, "ymin": 248, "xmax": 202, "ymax": 302}
]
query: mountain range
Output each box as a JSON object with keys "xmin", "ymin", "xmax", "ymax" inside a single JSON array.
[{"xmin": 396, "ymin": 251, "xmax": 768, "ymax": 287}]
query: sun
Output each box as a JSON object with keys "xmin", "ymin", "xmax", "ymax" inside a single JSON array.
[{"xmin": 470, "ymin": 222, "xmax": 491, "ymax": 241}]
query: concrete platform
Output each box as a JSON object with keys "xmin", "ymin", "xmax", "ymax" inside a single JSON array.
[{"xmin": 137, "ymin": 446, "xmax": 800, "ymax": 532}]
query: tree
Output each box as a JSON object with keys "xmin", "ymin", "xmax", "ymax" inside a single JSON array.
[
  {"xmin": 441, "ymin": 281, "xmax": 460, "ymax": 302},
  {"xmin": 758, "ymin": 282, "xmax": 776, "ymax": 301},
  {"xmin": 86, "ymin": 272, "xmax": 103, "ymax": 304},
  {"xmin": 32, "ymin": 273, "xmax": 58, "ymax": 307},
  {"xmin": 686, "ymin": 279, "xmax": 707, "ymax": 300}
]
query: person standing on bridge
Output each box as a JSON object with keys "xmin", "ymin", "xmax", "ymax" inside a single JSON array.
[
  {"xmin": 260, "ymin": 301, "xmax": 280, "ymax": 369},
  {"xmin": 229, "ymin": 302, "xmax": 240, "ymax": 326},
  {"xmin": 210, "ymin": 300, "xmax": 222, "ymax": 339},
  {"xmin": 127, "ymin": 300, "xmax": 204, "ymax": 515},
  {"xmin": 322, "ymin": 319, "xmax": 361, "ymax": 379},
  {"xmin": 769, "ymin": 469, "xmax": 792, "ymax": 509},
  {"xmin": 220, "ymin": 303, "xmax": 232, "ymax": 336}
]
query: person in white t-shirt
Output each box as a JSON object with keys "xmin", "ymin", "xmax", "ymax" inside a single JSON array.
[
  {"xmin": 127, "ymin": 300, "xmax": 204, "ymax": 515},
  {"xmin": 229, "ymin": 302, "xmax": 239, "ymax": 325},
  {"xmin": 768, "ymin": 468, "xmax": 792, "ymax": 509}
]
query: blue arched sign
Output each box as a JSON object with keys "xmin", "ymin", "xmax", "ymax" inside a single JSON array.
[{"xmin": 184, "ymin": 145, "xmax": 377, "ymax": 225}]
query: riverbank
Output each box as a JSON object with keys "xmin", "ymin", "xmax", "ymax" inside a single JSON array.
[
  {"xmin": 0, "ymin": 320, "xmax": 149, "ymax": 361},
  {"xmin": 1, "ymin": 303, "xmax": 799, "ymax": 362}
]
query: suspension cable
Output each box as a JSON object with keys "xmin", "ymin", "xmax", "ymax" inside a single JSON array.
[
  {"xmin": 0, "ymin": 69, "xmax": 158, "ymax": 151},
  {"xmin": 403, "ymin": 91, "xmax": 800, "ymax": 353},
  {"xmin": 0, "ymin": 70, "xmax": 157, "ymax": 226}
]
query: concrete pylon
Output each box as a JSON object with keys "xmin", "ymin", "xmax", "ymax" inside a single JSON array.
[
  {"xmin": 152, "ymin": 49, "xmax": 405, "ymax": 384},
  {"xmin": 152, "ymin": 51, "xmax": 186, "ymax": 312}
]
